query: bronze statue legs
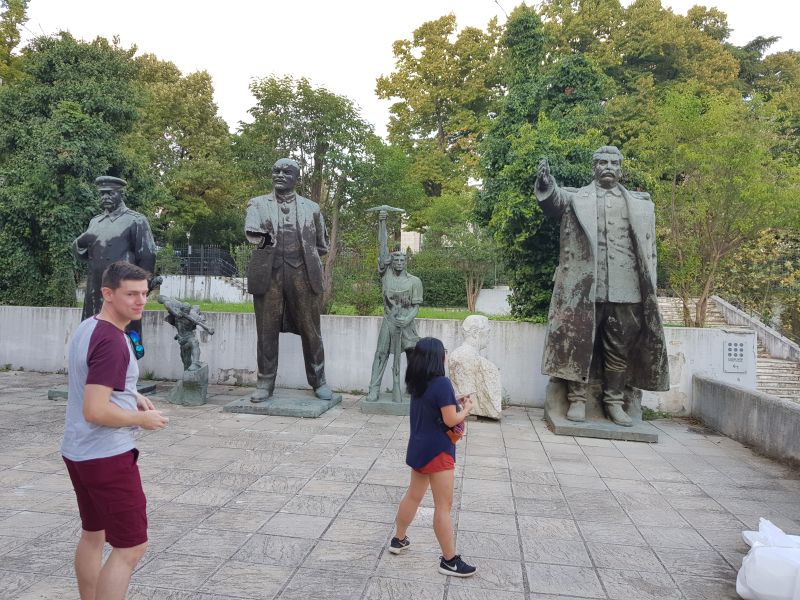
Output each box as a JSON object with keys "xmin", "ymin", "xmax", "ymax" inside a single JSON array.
[
  {"xmin": 251, "ymin": 264, "xmax": 329, "ymax": 402},
  {"xmin": 566, "ymin": 302, "xmax": 643, "ymax": 426}
]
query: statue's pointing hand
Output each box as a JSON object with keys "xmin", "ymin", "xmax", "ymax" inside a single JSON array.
[{"xmin": 536, "ymin": 158, "xmax": 552, "ymax": 192}]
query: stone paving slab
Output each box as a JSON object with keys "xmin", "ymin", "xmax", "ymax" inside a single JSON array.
[{"xmin": 2, "ymin": 369, "xmax": 800, "ymax": 599}]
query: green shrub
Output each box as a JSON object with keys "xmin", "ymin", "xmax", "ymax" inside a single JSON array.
[{"xmin": 410, "ymin": 249, "xmax": 468, "ymax": 307}]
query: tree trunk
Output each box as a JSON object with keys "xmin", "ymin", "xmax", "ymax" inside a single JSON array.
[
  {"xmin": 679, "ymin": 291, "xmax": 692, "ymax": 327},
  {"xmin": 694, "ymin": 256, "xmax": 721, "ymax": 328},
  {"xmin": 310, "ymin": 143, "xmax": 328, "ymax": 203},
  {"xmin": 321, "ymin": 174, "xmax": 344, "ymax": 311},
  {"xmin": 465, "ymin": 271, "xmax": 485, "ymax": 313}
]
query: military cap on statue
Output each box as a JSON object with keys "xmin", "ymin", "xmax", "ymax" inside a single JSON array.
[{"xmin": 94, "ymin": 176, "xmax": 128, "ymax": 189}]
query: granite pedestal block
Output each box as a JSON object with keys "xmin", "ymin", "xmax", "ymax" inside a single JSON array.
[
  {"xmin": 544, "ymin": 378, "xmax": 659, "ymax": 443},
  {"xmin": 360, "ymin": 392, "xmax": 410, "ymax": 416},
  {"xmin": 224, "ymin": 387, "xmax": 342, "ymax": 418},
  {"xmin": 170, "ymin": 365, "xmax": 209, "ymax": 406}
]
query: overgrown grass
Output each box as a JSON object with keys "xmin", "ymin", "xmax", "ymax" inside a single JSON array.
[
  {"xmin": 145, "ymin": 300, "xmax": 254, "ymax": 313},
  {"xmin": 641, "ymin": 406, "xmax": 674, "ymax": 420},
  {"xmin": 142, "ymin": 300, "xmax": 542, "ymax": 322}
]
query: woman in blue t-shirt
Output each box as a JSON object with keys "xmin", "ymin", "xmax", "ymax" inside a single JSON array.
[{"xmin": 388, "ymin": 337, "xmax": 477, "ymax": 577}]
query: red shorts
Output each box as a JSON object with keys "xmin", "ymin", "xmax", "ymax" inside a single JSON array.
[
  {"xmin": 415, "ymin": 451, "xmax": 455, "ymax": 474},
  {"xmin": 63, "ymin": 449, "xmax": 148, "ymax": 548}
]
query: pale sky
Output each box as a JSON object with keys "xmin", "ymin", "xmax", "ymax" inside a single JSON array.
[{"xmin": 20, "ymin": 0, "xmax": 799, "ymax": 137}]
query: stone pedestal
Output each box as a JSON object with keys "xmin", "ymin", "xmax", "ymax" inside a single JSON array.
[
  {"xmin": 544, "ymin": 378, "xmax": 659, "ymax": 443},
  {"xmin": 169, "ymin": 365, "xmax": 209, "ymax": 406},
  {"xmin": 48, "ymin": 382, "xmax": 156, "ymax": 400},
  {"xmin": 223, "ymin": 387, "xmax": 342, "ymax": 418},
  {"xmin": 360, "ymin": 392, "xmax": 410, "ymax": 416}
]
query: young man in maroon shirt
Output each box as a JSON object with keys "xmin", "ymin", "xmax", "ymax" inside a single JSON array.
[{"xmin": 62, "ymin": 262, "xmax": 169, "ymax": 600}]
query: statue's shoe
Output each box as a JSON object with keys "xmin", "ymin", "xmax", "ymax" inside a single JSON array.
[
  {"xmin": 566, "ymin": 401, "xmax": 586, "ymax": 422},
  {"xmin": 315, "ymin": 385, "xmax": 334, "ymax": 401},
  {"xmin": 606, "ymin": 404, "xmax": 633, "ymax": 427},
  {"xmin": 250, "ymin": 388, "xmax": 272, "ymax": 403}
]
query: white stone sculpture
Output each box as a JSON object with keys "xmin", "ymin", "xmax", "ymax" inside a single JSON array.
[{"xmin": 448, "ymin": 315, "xmax": 502, "ymax": 420}]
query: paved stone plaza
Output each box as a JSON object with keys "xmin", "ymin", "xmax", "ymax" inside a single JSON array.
[{"xmin": 1, "ymin": 370, "xmax": 799, "ymax": 599}]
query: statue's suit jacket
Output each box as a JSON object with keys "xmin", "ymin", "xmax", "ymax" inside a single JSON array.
[
  {"xmin": 245, "ymin": 192, "xmax": 329, "ymax": 296},
  {"xmin": 536, "ymin": 182, "xmax": 669, "ymax": 391}
]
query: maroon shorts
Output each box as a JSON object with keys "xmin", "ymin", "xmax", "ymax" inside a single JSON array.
[
  {"xmin": 415, "ymin": 451, "xmax": 455, "ymax": 474},
  {"xmin": 63, "ymin": 449, "xmax": 147, "ymax": 548}
]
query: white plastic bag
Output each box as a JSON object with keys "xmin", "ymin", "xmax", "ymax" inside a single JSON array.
[
  {"xmin": 737, "ymin": 519, "xmax": 800, "ymax": 600},
  {"xmin": 743, "ymin": 519, "xmax": 800, "ymax": 549}
]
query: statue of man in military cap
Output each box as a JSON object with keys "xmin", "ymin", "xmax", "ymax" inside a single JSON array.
[
  {"xmin": 535, "ymin": 146, "xmax": 669, "ymax": 427},
  {"xmin": 72, "ymin": 176, "xmax": 157, "ymax": 337},
  {"xmin": 245, "ymin": 158, "xmax": 334, "ymax": 402}
]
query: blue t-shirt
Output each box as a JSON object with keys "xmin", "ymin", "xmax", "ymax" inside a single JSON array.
[{"xmin": 405, "ymin": 376, "xmax": 459, "ymax": 470}]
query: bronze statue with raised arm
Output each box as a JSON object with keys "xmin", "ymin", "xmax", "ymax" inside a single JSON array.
[
  {"xmin": 534, "ymin": 146, "xmax": 669, "ymax": 429},
  {"xmin": 365, "ymin": 206, "xmax": 423, "ymax": 403}
]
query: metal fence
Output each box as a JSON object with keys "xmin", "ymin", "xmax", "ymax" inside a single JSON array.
[{"xmin": 160, "ymin": 244, "xmax": 238, "ymax": 277}]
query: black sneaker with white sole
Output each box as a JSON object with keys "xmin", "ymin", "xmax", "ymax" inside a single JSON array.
[
  {"xmin": 438, "ymin": 554, "xmax": 477, "ymax": 577},
  {"xmin": 389, "ymin": 536, "xmax": 410, "ymax": 554}
]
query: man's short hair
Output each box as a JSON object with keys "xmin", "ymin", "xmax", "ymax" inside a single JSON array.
[
  {"xmin": 101, "ymin": 261, "xmax": 150, "ymax": 290},
  {"xmin": 592, "ymin": 145, "xmax": 623, "ymax": 163},
  {"xmin": 391, "ymin": 251, "xmax": 407, "ymax": 259}
]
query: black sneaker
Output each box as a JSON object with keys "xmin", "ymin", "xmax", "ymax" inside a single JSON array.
[
  {"xmin": 438, "ymin": 554, "xmax": 477, "ymax": 577},
  {"xmin": 389, "ymin": 536, "xmax": 410, "ymax": 554}
]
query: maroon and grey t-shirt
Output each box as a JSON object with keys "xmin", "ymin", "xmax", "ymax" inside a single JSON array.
[{"xmin": 61, "ymin": 317, "xmax": 139, "ymax": 461}]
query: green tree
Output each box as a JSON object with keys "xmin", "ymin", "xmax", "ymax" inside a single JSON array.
[
  {"xmin": 376, "ymin": 14, "xmax": 502, "ymax": 190},
  {"xmin": 128, "ymin": 54, "xmax": 241, "ymax": 246},
  {"xmin": 717, "ymin": 229, "xmax": 800, "ymax": 340},
  {"xmin": 479, "ymin": 5, "xmax": 609, "ymax": 318},
  {"xmin": 0, "ymin": 0, "xmax": 28, "ymax": 84},
  {"xmin": 0, "ymin": 33, "xmax": 148, "ymax": 306},
  {"xmin": 234, "ymin": 75, "xmax": 374, "ymax": 307},
  {"xmin": 633, "ymin": 88, "xmax": 800, "ymax": 326},
  {"xmin": 420, "ymin": 190, "xmax": 496, "ymax": 312}
]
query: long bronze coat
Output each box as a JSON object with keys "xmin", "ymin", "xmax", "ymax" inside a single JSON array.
[
  {"xmin": 72, "ymin": 206, "xmax": 156, "ymax": 321},
  {"xmin": 537, "ymin": 183, "xmax": 669, "ymax": 391},
  {"xmin": 244, "ymin": 192, "xmax": 329, "ymax": 296}
]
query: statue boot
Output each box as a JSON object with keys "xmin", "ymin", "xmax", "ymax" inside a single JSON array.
[
  {"xmin": 603, "ymin": 371, "xmax": 632, "ymax": 427},
  {"xmin": 314, "ymin": 383, "xmax": 334, "ymax": 401},
  {"xmin": 365, "ymin": 381, "xmax": 380, "ymax": 402},
  {"xmin": 250, "ymin": 373, "xmax": 274, "ymax": 403},
  {"xmin": 565, "ymin": 382, "xmax": 587, "ymax": 422}
]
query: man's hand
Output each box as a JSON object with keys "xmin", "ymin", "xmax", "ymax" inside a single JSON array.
[
  {"xmin": 259, "ymin": 231, "xmax": 275, "ymax": 249},
  {"xmin": 536, "ymin": 158, "xmax": 552, "ymax": 192},
  {"xmin": 139, "ymin": 409, "xmax": 169, "ymax": 430},
  {"xmin": 136, "ymin": 393, "xmax": 155, "ymax": 411},
  {"xmin": 378, "ymin": 209, "xmax": 388, "ymax": 221},
  {"xmin": 76, "ymin": 232, "xmax": 97, "ymax": 248}
]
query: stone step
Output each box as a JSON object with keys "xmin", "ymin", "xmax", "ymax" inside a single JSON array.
[
  {"xmin": 757, "ymin": 375, "xmax": 800, "ymax": 383},
  {"xmin": 759, "ymin": 390, "xmax": 800, "ymax": 401},
  {"xmin": 757, "ymin": 367, "xmax": 800, "ymax": 376},
  {"xmin": 756, "ymin": 385, "xmax": 800, "ymax": 398}
]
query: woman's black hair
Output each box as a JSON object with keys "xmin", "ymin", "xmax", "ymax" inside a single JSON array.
[{"xmin": 405, "ymin": 337, "xmax": 446, "ymax": 397}]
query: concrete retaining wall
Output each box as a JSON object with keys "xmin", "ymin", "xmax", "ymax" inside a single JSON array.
[
  {"xmin": 712, "ymin": 295, "xmax": 800, "ymax": 361},
  {"xmin": 693, "ymin": 374, "xmax": 800, "ymax": 463},
  {"xmin": 0, "ymin": 306, "xmax": 756, "ymax": 410}
]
